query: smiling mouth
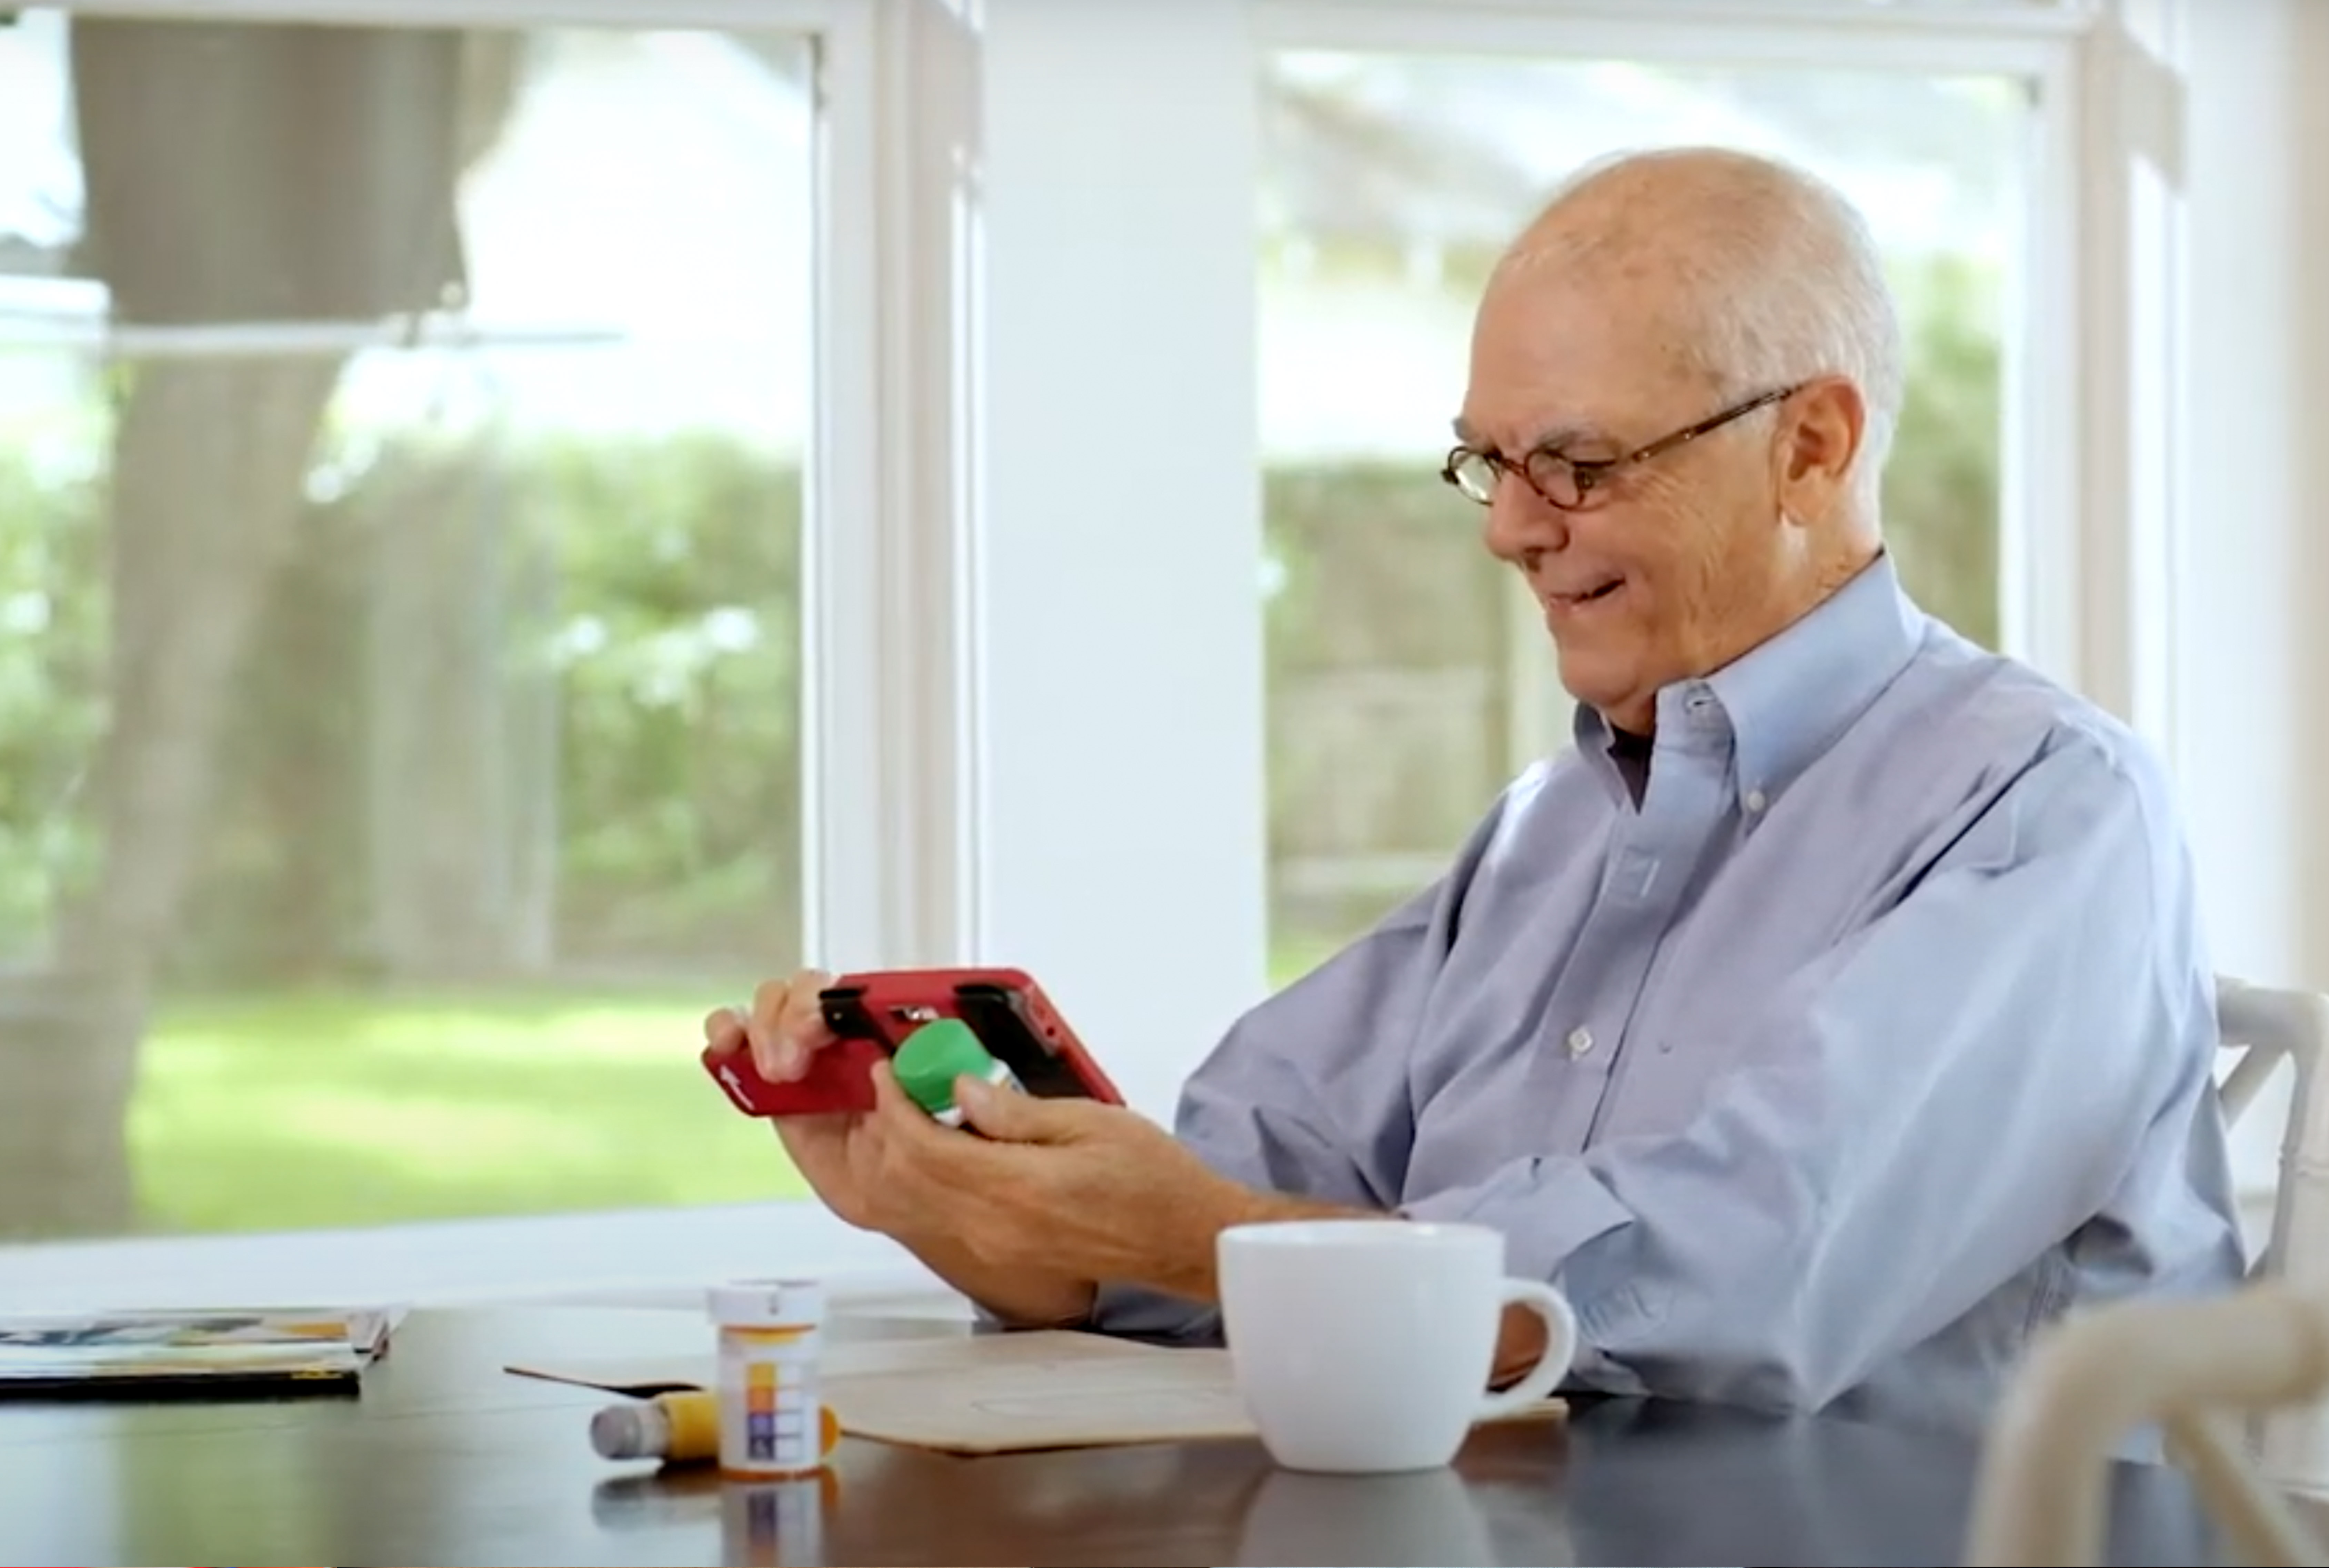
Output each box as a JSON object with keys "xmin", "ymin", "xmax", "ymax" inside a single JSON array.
[{"xmin": 1547, "ymin": 577, "xmax": 1626, "ymax": 609}]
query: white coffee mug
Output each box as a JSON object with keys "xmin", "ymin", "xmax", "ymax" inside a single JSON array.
[{"xmin": 1217, "ymin": 1218, "xmax": 1577, "ymax": 1474}]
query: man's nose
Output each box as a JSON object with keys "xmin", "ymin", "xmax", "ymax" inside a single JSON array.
[{"xmin": 1481, "ymin": 473, "xmax": 1569, "ymax": 563}]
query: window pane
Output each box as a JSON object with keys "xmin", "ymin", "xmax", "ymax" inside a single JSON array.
[
  {"xmin": 0, "ymin": 12, "xmax": 813, "ymax": 1238},
  {"xmin": 1259, "ymin": 51, "xmax": 2021, "ymax": 984}
]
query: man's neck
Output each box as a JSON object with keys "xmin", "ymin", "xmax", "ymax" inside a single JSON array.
[
  {"xmin": 1606, "ymin": 721, "xmax": 1654, "ymax": 805},
  {"xmin": 1593, "ymin": 537, "xmax": 1883, "ymax": 801},
  {"xmin": 1622, "ymin": 536, "xmax": 1885, "ymax": 735}
]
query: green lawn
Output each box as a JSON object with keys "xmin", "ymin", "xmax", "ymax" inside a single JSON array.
[
  {"xmin": 131, "ymin": 945, "xmax": 1339, "ymax": 1234},
  {"xmin": 131, "ymin": 987, "xmax": 810, "ymax": 1233}
]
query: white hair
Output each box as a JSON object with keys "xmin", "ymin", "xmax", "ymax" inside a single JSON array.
[{"xmin": 1532, "ymin": 147, "xmax": 1906, "ymax": 514}]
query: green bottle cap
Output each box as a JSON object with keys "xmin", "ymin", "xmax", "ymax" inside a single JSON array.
[{"xmin": 892, "ymin": 1018, "xmax": 999, "ymax": 1114}]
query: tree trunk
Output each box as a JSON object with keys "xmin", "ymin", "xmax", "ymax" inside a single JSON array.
[
  {"xmin": 0, "ymin": 17, "xmax": 490, "ymax": 1237},
  {"xmin": 0, "ymin": 358, "xmax": 343, "ymax": 1239},
  {"xmin": 0, "ymin": 984, "xmax": 145, "ymax": 1238},
  {"xmin": 364, "ymin": 452, "xmax": 559, "ymax": 981}
]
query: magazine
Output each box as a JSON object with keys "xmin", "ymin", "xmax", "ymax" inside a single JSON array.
[{"xmin": 0, "ymin": 1306, "xmax": 399, "ymax": 1397}]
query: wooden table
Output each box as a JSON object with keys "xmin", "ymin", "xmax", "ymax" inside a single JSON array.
[{"xmin": 0, "ymin": 1304, "xmax": 2221, "ymax": 1566}]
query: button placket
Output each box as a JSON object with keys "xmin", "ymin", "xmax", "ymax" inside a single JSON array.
[{"xmin": 1574, "ymin": 723, "xmax": 1731, "ymax": 1148}]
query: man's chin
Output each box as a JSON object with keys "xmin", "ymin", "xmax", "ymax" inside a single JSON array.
[
  {"xmin": 1556, "ymin": 666, "xmax": 1653, "ymax": 732},
  {"xmin": 1552, "ymin": 653, "xmax": 1619, "ymax": 706}
]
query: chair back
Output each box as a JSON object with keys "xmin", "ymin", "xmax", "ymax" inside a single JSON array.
[
  {"xmin": 1962, "ymin": 1284, "xmax": 2329, "ymax": 1566},
  {"xmin": 2219, "ymin": 977, "xmax": 2329, "ymax": 1285},
  {"xmin": 1963, "ymin": 978, "xmax": 2329, "ymax": 1564},
  {"xmin": 2218, "ymin": 978, "xmax": 2329, "ymax": 1492}
]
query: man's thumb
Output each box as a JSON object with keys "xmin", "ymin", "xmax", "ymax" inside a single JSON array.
[{"xmin": 955, "ymin": 1077, "xmax": 1061, "ymax": 1142}]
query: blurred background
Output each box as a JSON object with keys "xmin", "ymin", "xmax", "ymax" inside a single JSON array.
[{"xmin": 0, "ymin": 0, "xmax": 2314, "ymax": 1299}]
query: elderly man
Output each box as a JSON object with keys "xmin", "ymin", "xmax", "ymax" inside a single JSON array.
[{"xmin": 705, "ymin": 148, "xmax": 2244, "ymax": 1433}]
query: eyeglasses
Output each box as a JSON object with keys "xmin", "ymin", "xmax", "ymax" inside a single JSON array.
[{"xmin": 1440, "ymin": 382, "xmax": 1806, "ymax": 511}]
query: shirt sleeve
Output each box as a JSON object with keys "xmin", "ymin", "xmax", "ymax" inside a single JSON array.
[
  {"xmin": 1086, "ymin": 787, "xmax": 1525, "ymax": 1339},
  {"xmin": 1400, "ymin": 731, "xmax": 2232, "ymax": 1410}
]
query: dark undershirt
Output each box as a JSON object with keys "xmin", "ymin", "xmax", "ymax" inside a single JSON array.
[{"xmin": 1607, "ymin": 724, "xmax": 1653, "ymax": 806}]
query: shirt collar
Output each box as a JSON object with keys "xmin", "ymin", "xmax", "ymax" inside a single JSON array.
[{"xmin": 1570, "ymin": 551, "xmax": 1927, "ymax": 812}]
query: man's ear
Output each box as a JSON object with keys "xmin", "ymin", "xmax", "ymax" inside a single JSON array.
[{"xmin": 1773, "ymin": 375, "xmax": 1866, "ymax": 522}]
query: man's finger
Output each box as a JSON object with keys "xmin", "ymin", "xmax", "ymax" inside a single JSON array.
[
  {"xmin": 772, "ymin": 978, "xmax": 838, "ymax": 1081},
  {"xmin": 748, "ymin": 979, "xmax": 789, "ymax": 1027},
  {"xmin": 868, "ymin": 1059, "xmax": 952, "ymax": 1144},
  {"xmin": 954, "ymin": 1075, "xmax": 1089, "ymax": 1144},
  {"xmin": 741, "ymin": 982, "xmax": 791, "ymax": 1078}
]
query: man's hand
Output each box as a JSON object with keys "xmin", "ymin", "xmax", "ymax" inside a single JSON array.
[
  {"xmin": 855, "ymin": 1065, "xmax": 1352, "ymax": 1299},
  {"xmin": 702, "ymin": 970, "xmax": 880, "ymax": 1227},
  {"xmin": 701, "ymin": 974, "xmax": 1094, "ymax": 1325}
]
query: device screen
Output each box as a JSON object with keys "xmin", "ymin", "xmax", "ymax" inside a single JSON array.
[{"xmin": 952, "ymin": 983, "xmax": 1090, "ymax": 1099}]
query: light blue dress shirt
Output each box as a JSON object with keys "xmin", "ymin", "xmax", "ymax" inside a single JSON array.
[{"xmin": 1096, "ymin": 552, "xmax": 2245, "ymax": 1436}]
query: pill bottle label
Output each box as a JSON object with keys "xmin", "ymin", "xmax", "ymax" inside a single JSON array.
[
  {"xmin": 709, "ymin": 1278, "xmax": 827, "ymax": 1480},
  {"xmin": 717, "ymin": 1322, "xmax": 823, "ymax": 1478}
]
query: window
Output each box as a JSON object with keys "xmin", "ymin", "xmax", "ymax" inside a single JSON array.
[
  {"xmin": 0, "ymin": 10, "xmax": 818, "ymax": 1239},
  {"xmin": 1258, "ymin": 48, "xmax": 2026, "ymax": 977}
]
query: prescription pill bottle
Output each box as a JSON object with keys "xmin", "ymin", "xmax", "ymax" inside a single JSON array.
[
  {"xmin": 707, "ymin": 1279, "xmax": 827, "ymax": 1479},
  {"xmin": 591, "ymin": 1387, "xmax": 839, "ymax": 1469},
  {"xmin": 892, "ymin": 1017, "xmax": 1020, "ymax": 1126}
]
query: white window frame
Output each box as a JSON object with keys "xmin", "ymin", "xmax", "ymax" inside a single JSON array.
[
  {"xmin": 1255, "ymin": 0, "xmax": 2185, "ymax": 754},
  {"xmin": 0, "ymin": 0, "xmax": 972, "ymax": 1309}
]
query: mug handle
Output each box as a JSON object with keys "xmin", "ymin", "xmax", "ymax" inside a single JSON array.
[{"xmin": 1474, "ymin": 1279, "xmax": 1577, "ymax": 1419}]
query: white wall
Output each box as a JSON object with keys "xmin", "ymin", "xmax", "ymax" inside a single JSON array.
[
  {"xmin": 971, "ymin": 0, "xmax": 1267, "ymax": 1122},
  {"xmin": 2292, "ymin": 0, "xmax": 2329, "ymax": 989},
  {"xmin": 2172, "ymin": 0, "xmax": 2329, "ymax": 1193}
]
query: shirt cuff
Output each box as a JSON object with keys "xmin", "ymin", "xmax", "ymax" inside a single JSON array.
[
  {"xmin": 1086, "ymin": 1280, "xmax": 1224, "ymax": 1344},
  {"xmin": 1398, "ymin": 1155, "xmax": 1634, "ymax": 1286}
]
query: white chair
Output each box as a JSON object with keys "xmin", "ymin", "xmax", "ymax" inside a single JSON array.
[
  {"xmin": 2219, "ymin": 977, "xmax": 2329, "ymax": 1490},
  {"xmin": 1962, "ymin": 976, "xmax": 2329, "ymax": 1565},
  {"xmin": 1962, "ymin": 1282, "xmax": 2329, "ymax": 1566}
]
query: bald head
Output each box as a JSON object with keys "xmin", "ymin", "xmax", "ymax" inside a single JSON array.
[
  {"xmin": 1457, "ymin": 147, "xmax": 1900, "ymax": 731},
  {"xmin": 1492, "ymin": 147, "xmax": 1904, "ymax": 516}
]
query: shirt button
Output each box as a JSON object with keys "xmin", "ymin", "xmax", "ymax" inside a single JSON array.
[
  {"xmin": 1745, "ymin": 789, "xmax": 1767, "ymax": 813},
  {"xmin": 1566, "ymin": 1027, "xmax": 1593, "ymax": 1058}
]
